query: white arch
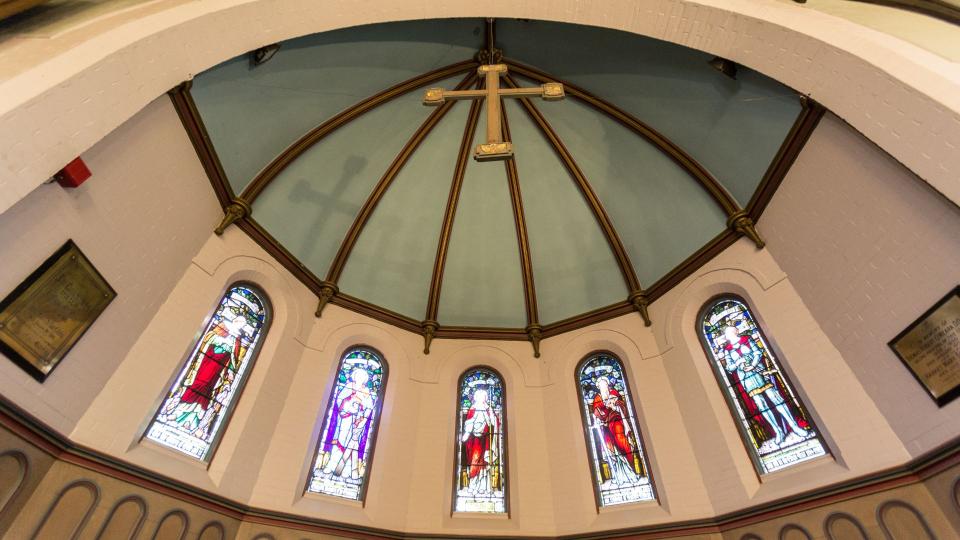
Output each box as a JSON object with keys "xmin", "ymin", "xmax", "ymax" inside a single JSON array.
[{"xmin": 0, "ymin": 0, "xmax": 957, "ymax": 216}]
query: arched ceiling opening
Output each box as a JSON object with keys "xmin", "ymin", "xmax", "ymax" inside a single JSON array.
[{"xmin": 172, "ymin": 18, "xmax": 825, "ymax": 355}]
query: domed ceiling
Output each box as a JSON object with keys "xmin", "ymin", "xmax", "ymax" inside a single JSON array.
[{"xmin": 172, "ymin": 18, "xmax": 823, "ymax": 355}]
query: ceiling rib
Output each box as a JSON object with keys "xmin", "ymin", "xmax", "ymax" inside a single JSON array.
[
  {"xmin": 168, "ymin": 82, "xmax": 234, "ymax": 209},
  {"xmin": 239, "ymin": 60, "xmax": 478, "ymax": 205},
  {"xmin": 422, "ymin": 91, "xmax": 484, "ymax": 354},
  {"xmin": 504, "ymin": 60, "xmax": 740, "ymax": 217},
  {"xmin": 501, "ymin": 104, "xmax": 542, "ymax": 357},
  {"xmin": 503, "ymin": 74, "xmax": 651, "ymax": 326},
  {"xmin": 316, "ymin": 73, "xmax": 478, "ymax": 317}
]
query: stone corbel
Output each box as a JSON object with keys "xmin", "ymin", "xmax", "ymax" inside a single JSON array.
[
  {"xmin": 727, "ymin": 211, "xmax": 765, "ymax": 249},
  {"xmin": 314, "ymin": 282, "xmax": 338, "ymax": 317},
  {"xmin": 214, "ymin": 198, "xmax": 252, "ymax": 235},
  {"xmin": 628, "ymin": 290, "xmax": 652, "ymax": 327},
  {"xmin": 526, "ymin": 324, "xmax": 542, "ymax": 358}
]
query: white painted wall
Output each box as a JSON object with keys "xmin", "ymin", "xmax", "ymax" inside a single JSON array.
[
  {"xmin": 762, "ymin": 113, "xmax": 960, "ymax": 457},
  {"xmin": 0, "ymin": 96, "xmax": 220, "ymax": 434}
]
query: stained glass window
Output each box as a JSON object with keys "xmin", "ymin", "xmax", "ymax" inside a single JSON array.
[
  {"xmin": 700, "ymin": 296, "xmax": 827, "ymax": 474},
  {"xmin": 454, "ymin": 367, "xmax": 507, "ymax": 514},
  {"xmin": 307, "ymin": 348, "xmax": 387, "ymax": 501},
  {"xmin": 577, "ymin": 354, "xmax": 656, "ymax": 506},
  {"xmin": 145, "ymin": 283, "xmax": 270, "ymax": 460}
]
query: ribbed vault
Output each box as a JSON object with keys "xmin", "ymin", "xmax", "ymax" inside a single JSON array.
[{"xmin": 171, "ymin": 18, "xmax": 824, "ymax": 356}]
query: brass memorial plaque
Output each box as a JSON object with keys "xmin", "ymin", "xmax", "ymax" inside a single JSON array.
[
  {"xmin": 889, "ymin": 287, "xmax": 960, "ymax": 406},
  {"xmin": 0, "ymin": 240, "xmax": 116, "ymax": 382}
]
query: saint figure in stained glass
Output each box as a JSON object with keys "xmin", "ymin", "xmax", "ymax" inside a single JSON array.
[
  {"xmin": 146, "ymin": 283, "xmax": 269, "ymax": 460},
  {"xmin": 307, "ymin": 348, "xmax": 386, "ymax": 501},
  {"xmin": 454, "ymin": 368, "xmax": 506, "ymax": 513},
  {"xmin": 700, "ymin": 296, "xmax": 827, "ymax": 474},
  {"xmin": 577, "ymin": 354, "xmax": 655, "ymax": 506}
]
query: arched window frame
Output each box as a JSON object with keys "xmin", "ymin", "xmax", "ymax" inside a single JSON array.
[
  {"xmin": 143, "ymin": 281, "xmax": 272, "ymax": 463},
  {"xmin": 304, "ymin": 345, "xmax": 389, "ymax": 504},
  {"xmin": 451, "ymin": 365, "xmax": 509, "ymax": 516},
  {"xmin": 575, "ymin": 351, "xmax": 658, "ymax": 509},
  {"xmin": 697, "ymin": 294, "xmax": 829, "ymax": 476}
]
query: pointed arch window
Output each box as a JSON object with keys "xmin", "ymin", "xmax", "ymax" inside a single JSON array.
[
  {"xmin": 576, "ymin": 353, "xmax": 656, "ymax": 506},
  {"xmin": 307, "ymin": 347, "xmax": 387, "ymax": 501},
  {"xmin": 699, "ymin": 296, "xmax": 827, "ymax": 474},
  {"xmin": 454, "ymin": 367, "xmax": 507, "ymax": 514},
  {"xmin": 145, "ymin": 283, "xmax": 270, "ymax": 460}
]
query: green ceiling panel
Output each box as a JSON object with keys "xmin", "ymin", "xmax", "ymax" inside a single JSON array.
[
  {"xmin": 437, "ymin": 128, "xmax": 527, "ymax": 328},
  {"xmin": 192, "ymin": 19, "xmax": 483, "ymax": 194},
  {"xmin": 498, "ymin": 19, "xmax": 802, "ymax": 207},
  {"xmin": 252, "ymin": 81, "xmax": 459, "ymax": 282},
  {"xmin": 505, "ymin": 101, "xmax": 629, "ymax": 325},
  {"xmin": 337, "ymin": 103, "xmax": 472, "ymax": 320},
  {"xmin": 537, "ymin": 95, "xmax": 729, "ymax": 287}
]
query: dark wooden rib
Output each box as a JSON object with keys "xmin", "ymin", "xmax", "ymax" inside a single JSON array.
[
  {"xmin": 167, "ymin": 82, "xmax": 234, "ymax": 208},
  {"xmin": 424, "ymin": 94, "xmax": 483, "ymax": 322},
  {"xmin": 240, "ymin": 60, "xmax": 477, "ymax": 203},
  {"xmin": 505, "ymin": 60, "xmax": 740, "ymax": 216},
  {"xmin": 746, "ymin": 96, "xmax": 826, "ymax": 218},
  {"xmin": 325, "ymin": 73, "xmax": 476, "ymax": 284},
  {"xmin": 503, "ymin": 74, "xmax": 642, "ymax": 294},
  {"xmin": 501, "ymin": 103, "xmax": 540, "ymax": 328}
]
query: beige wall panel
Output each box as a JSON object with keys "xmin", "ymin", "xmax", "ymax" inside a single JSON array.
[
  {"xmin": 31, "ymin": 480, "xmax": 98, "ymax": 540},
  {"xmin": 0, "ymin": 427, "xmax": 56, "ymax": 535},
  {"xmin": 94, "ymin": 496, "xmax": 146, "ymax": 540},
  {"xmin": 0, "ymin": 94, "xmax": 220, "ymax": 435},
  {"xmin": 762, "ymin": 113, "xmax": 960, "ymax": 457}
]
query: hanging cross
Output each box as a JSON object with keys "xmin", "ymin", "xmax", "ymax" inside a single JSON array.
[{"xmin": 424, "ymin": 64, "xmax": 564, "ymax": 161}]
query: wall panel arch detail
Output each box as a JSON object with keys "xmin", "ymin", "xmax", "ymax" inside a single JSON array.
[
  {"xmin": 95, "ymin": 495, "xmax": 147, "ymax": 540},
  {"xmin": 824, "ymin": 512, "xmax": 869, "ymax": 540},
  {"xmin": 877, "ymin": 500, "xmax": 937, "ymax": 540},
  {"xmin": 30, "ymin": 479, "xmax": 99, "ymax": 540},
  {"xmin": 779, "ymin": 523, "xmax": 813, "ymax": 540},
  {"xmin": 197, "ymin": 521, "xmax": 225, "ymax": 540},
  {"xmin": 0, "ymin": 450, "xmax": 28, "ymax": 519},
  {"xmin": 151, "ymin": 510, "xmax": 189, "ymax": 540}
]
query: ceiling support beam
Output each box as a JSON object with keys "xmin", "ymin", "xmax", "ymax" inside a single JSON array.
[
  {"xmin": 316, "ymin": 73, "xmax": 477, "ymax": 318},
  {"xmin": 167, "ymin": 82, "xmax": 236, "ymax": 209},
  {"xmin": 240, "ymin": 60, "xmax": 478, "ymax": 204},
  {"xmin": 747, "ymin": 96, "xmax": 826, "ymax": 219},
  {"xmin": 422, "ymin": 92, "xmax": 483, "ymax": 354},
  {"xmin": 501, "ymin": 104, "xmax": 542, "ymax": 357},
  {"xmin": 503, "ymin": 74, "xmax": 651, "ymax": 327}
]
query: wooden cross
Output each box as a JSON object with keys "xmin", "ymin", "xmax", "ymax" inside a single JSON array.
[{"xmin": 424, "ymin": 64, "xmax": 564, "ymax": 161}]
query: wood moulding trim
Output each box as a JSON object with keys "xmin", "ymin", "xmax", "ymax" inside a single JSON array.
[
  {"xmin": 502, "ymin": 74, "xmax": 642, "ymax": 295},
  {"xmin": 0, "ymin": 395, "xmax": 958, "ymax": 540},
  {"xmin": 501, "ymin": 103, "xmax": 541, "ymax": 342},
  {"xmin": 425, "ymin": 92, "xmax": 483, "ymax": 324},
  {"xmin": 324, "ymin": 73, "xmax": 477, "ymax": 285},
  {"xmin": 240, "ymin": 60, "xmax": 478, "ymax": 203},
  {"xmin": 167, "ymin": 82, "xmax": 234, "ymax": 209},
  {"xmin": 503, "ymin": 60, "xmax": 741, "ymax": 217},
  {"xmin": 746, "ymin": 96, "xmax": 826, "ymax": 219}
]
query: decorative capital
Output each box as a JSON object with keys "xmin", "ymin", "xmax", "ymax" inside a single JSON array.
[
  {"xmin": 628, "ymin": 291, "xmax": 652, "ymax": 327},
  {"xmin": 475, "ymin": 141, "xmax": 513, "ymax": 162},
  {"xmin": 475, "ymin": 48, "xmax": 503, "ymax": 65},
  {"xmin": 727, "ymin": 211, "xmax": 765, "ymax": 249},
  {"xmin": 541, "ymin": 82, "xmax": 565, "ymax": 101},
  {"xmin": 421, "ymin": 320, "xmax": 439, "ymax": 354},
  {"xmin": 214, "ymin": 198, "xmax": 251, "ymax": 235},
  {"xmin": 525, "ymin": 324, "xmax": 543, "ymax": 358},
  {"xmin": 314, "ymin": 282, "xmax": 339, "ymax": 318}
]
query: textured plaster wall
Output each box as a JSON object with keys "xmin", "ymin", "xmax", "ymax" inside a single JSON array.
[
  {"xmin": 762, "ymin": 113, "xmax": 960, "ymax": 458},
  {"xmin": 0, "ymin": 0, "xmax": 958, "ymax": 216},
  {"xmin": 70, "ymin": 223, "xmax": 910, "ymax": 536},
  {"xmin": 0, "ymin": 96, "xmax": 220, "ymax": 434}
]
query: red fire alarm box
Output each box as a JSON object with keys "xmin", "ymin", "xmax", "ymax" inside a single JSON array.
[{"xmin": 54, "ymin": 157, "xmax": 91, "ymax": 188}]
